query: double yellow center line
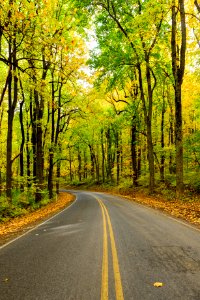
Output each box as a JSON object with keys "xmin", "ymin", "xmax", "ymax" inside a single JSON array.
[{"xmin": 96, "ymin": 198, "xmax": 124, "ymax": 300}]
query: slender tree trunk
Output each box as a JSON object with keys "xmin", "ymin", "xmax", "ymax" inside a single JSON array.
[
  {"xmin": 6, "ymin": 42, "xmax": 13, "ymax": 200},
  {"xmin": 95, "ymin": 149, "xmax": 100, "ymax": 183},
  {"xmin": 34, "ymin": 90, "xmax": 44, "ymax": 202},
  {"xmin": 120, "ymin": 134, "xmax": 123, "ymax": 176},
  {"xmin": 171, "ymin": 0, "xmax": 186, "ymax": 196},
  {"xmin": 89, "ymin": 145, "xmax": 95, "ymax": 180},
  {"xmin": 0, "ymin": 170, "xmax": 2, "ymax": 197},
  {"xmin": 106, "ymin": 128, "xmax": 113, "ymax": 181},
  {"xmin": 84, "ymin": 151, "xmax": 87, "ymax": 179},
  {"xmin": 194, "ymin": 0, "xmax": 200, "ymax": 13},
  {"xmin": 26, "ymin": 118, "xmax": 31, "ymax": 188},
  {"xmin": 0, "ymin": 108, "xmax": 3, "ymax": 196},
  {"xmin": 131, "ymin": 118, "xmax": 138, "ymax": 186},
  {"xmin": 160, "ymin": 98, "xmax": 165, "ymax": 182},
  {"xmin": 168, "ymin": 96, "xmax": 175, "ymax": 174},
  {"xmin": 138, "ymin": 63, "xmax": 155, "ymax": 193},
  {"xmin": 56, "ymin": 145, "xmax": 61, "ymax": 194},
  {"xmin": 116, "ymin": 131, "xmax": 120, "ymax": 185},
  {"xmin": 101, "ymin": 129, "xmax": 105, "ymax": 183},
  {"xmin": 137, "ymin": 146, "xmax": 141, "ymax": 177},
  {"xmin": 6, "ymin": 33, "xmax": 18, "ymax": 199},
  {"xmin": 55, "ymin": 82, "xmax": 62, "ymax": 191},
  {"xmin": 19, "ymin": 100, "xmax": 25, "ymax": 191},
  {"xmin": 6, "ymin": 110, "xmax": 13, "ymax": 199},
  {"xmin": 69, "ymin": 148, "xmax": 73, "ymax": 182},
  {"xmin": 78, "ymin": 147, "xmax": 82, "ymax": 182},
  {"xmin": 48, "ymin": 78, "xmax": 55, "ymax": 199}
]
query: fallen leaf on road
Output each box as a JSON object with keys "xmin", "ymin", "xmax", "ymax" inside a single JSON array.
[{"xmin": 154, "ymin": 282, "xmax": 163, "ymax": 287}]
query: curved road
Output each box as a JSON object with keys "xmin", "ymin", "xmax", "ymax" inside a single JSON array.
[{"xmin": 0, "ymin": 190, "xmax": 200, "ymax": 299}]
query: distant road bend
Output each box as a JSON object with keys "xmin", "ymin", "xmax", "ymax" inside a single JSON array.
[{"xmin": 0, "ymin": 190, "xmax": 200, "ymax": 300}]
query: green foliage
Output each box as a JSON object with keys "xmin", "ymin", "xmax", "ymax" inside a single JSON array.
[
  {"xmin": 0, "ymin": 188, "xmax": 52, "ymax": 222},
  {"xmin": 184, "ymin": 172, "xmax": 200, "ymax": 193},
  {"xmin": 0, "ymin": 195, "xmax": 28, "ymax": 222},
  {"xmin": 0, "ymin": 0, "xmax": 200, "ymax": 222}
]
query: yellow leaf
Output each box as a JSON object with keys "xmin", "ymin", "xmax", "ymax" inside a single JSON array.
[{"xmin": 154, "ymin": 282, "xmax": 163, "ymax": 287}]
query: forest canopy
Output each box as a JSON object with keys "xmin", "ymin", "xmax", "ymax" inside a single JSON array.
[{"xmin": 0, "ymin": 0, "xmax": 200, "ymax": 220}]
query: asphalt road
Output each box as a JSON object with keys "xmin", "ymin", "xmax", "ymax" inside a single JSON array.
[{"xmin": 0, "ymin": 190, "xmax": 200, "ymax": 300}]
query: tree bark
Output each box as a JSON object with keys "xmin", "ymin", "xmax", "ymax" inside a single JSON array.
[
  {"xmin": 56, "ymin": 145, "xmax": 61, "ymax": 194},
  {"xmin": 116, "ymin": 130, "xmax": 120, "ymax": 185},
  {"xmin": 6, "ymin": 31, "xmax": 18, "ymax": 200},
  {"xmin": 48, "ymin": 77, "xmax": 55, "ymax": 199},
  {"xmin": 0, "ymin": 108, "xmax": 4, "ymax": 196},
  {"xmin": 101, "ymin": 129, "xmax": 105, "ymax": 183},
  {"xmin": 138, "ymin": 63, "xmax": 155, "ymax": 193},
  {"xmin": 160, "ymin": 97, "xmax": 165, "ymax": 182},
  {"xmin": 131, "ymin": 118, "xmax": 138, "ymax": 186},
  {"xmin": 194, "ymin": 0, "xmax": 200, "ymax": 13},
  {"xmin": 19, "ymin": 100, "xmax": 25, "ymax": 191},
  {"xmin": 78, "ymin": 147, "xmax": 82, "ymax": 182},
  {"xmin": 84, "ymin": 151, "xmax": 88, "ymax": 179},
  {"xmin": 89, "ymin": 144, "xmax": 95, "ymax": 180},
  {"xmin": 106, "ymin": 128, "xmax": 113, "ymax": 182},
  {"xmin": 171, "ymin": 0, "xmax": 186, "ymax": 196}
]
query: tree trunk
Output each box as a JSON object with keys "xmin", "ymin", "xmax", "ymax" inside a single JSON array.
[
  {"xmin": 131, "ymin": 118, "xmax": 138, "ymax": 186},
  {"xmin": 116, "ymin": 131, "xmax": 120, "ymax": 185},
  {"xmin": 101, "ymin": 129, "xmax": 105, "ymax": 183},
  {"xmin": 6, "ymin": 34, "xmax": 18, "ymax": 199},
  {"xmin": 0, "ymin": 108, "xmax": 3, "ymax": 196},
  {"xmin": 34, "ymin": 89, "xmax": 44, "ymax": 202},
  {"xmin": 48, "ymin": 78, "xmax": 55, "ymax": 199},
  {"xmin": 171, "ymin": 0, "xmax": 186, "ymax": 196},
  {"xmin": 137, "ymin": 146, "xmax": 141, "ymax": 177},
  {"xmin": 106, "ymin": 128, "xmax": 113, "ymax": 181},
  {"xmin": 56, "ymin": 148, "xmax": 61, "ymax": 194},
  {"xmin": 26, "ymin": 119, "xmax": 31, "ymax": 188},
  {"xmin": 95, "ymin": 150, "xmax": 100, "ymax": 183},
  {"xmin": 89, "ymin": 145, "xmax": 95, "ymax": 180},
  {"xmin": 138, "ymin": 63, "xmax": 155, "ymax": 193},
  {"xmin": 160, "ymin": 98, "xmax": 165, "ymax": 182},
  {"xmin": 19, "ymin": 100, "xmax": 25, "ymax": 191},
  {"xmin": 84, "ymin": 151, "xmax": 87, "ymax": 179},
  {"xmin": 0, "ymin": 170, "xmax": 2, "ymax": 197},
  {"xmin": 69, "ymin": 148, "xmax": 73, "ymax": 182},
  {"xmin": 30, "ymin": 93, "xmax": 37, "ymax": 185},
  {"xmin": 78, "ymin": 147, "xmax": 82, "ymax": 182}
]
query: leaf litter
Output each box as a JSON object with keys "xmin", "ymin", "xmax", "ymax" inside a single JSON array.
[{"xmin": 0, "ymin": 192, "xmax": 74, "ymax": 246}]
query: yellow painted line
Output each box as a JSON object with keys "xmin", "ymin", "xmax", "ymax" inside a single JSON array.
[
  {"xmin": 97, "ymin": 198, "xmax": 124, "ymax": 300},
  {"xmin": 101, "ymin": 201, "xmax": 124, "ymax": 300},
  {"xmin": 98, "ymin": 199, "xmax": 109, "ymax": 300}
]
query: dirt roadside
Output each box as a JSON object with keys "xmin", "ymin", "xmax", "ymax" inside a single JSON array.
[
  {"xmin": 0, "ymin": 192, "xmax": 75, "ymax": 247},
  {"xmin": 93, "ymin": 187, "xmax": 200, "ymax": 230},
  {"xmin": 1, "ymin": 188, "xmax": 200, "ymax": 247}
]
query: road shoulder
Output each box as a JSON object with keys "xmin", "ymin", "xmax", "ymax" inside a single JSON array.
[{"xmin": 0, "ymin": 192, "xmax": 75, "ymax": 246}]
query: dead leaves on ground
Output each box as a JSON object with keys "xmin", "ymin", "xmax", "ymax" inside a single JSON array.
[
  {"xmin": 124, "ymin": 195, "xmax": 200, "ymax": 227},
  {"xmin": 154, "ymin": 282, "xmax": 163, "ymax": 288},
  {"xmin": 90, "ymin": 186, "xmax": 200, "ymax": 227},
  {"xmin": 0, "ymin": 193, "xmax": 74, "ymax": 239},
  {"xmin": 130, "ymin": 194, "xmax": 200, "ymax": 227}
]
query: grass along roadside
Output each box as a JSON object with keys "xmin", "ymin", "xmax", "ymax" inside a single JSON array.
[{"xmin": 0, "ymin": 192, "xmax": 75, "ymax": 246}]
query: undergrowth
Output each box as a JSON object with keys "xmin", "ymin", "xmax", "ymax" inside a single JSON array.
[
  {"xmin": 65, "ymin": 175, "xmax": 200, "ymax": 203},
  {"xmin": 0, "ymin": 188, "xmax": 54, "ymax": 222}
]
